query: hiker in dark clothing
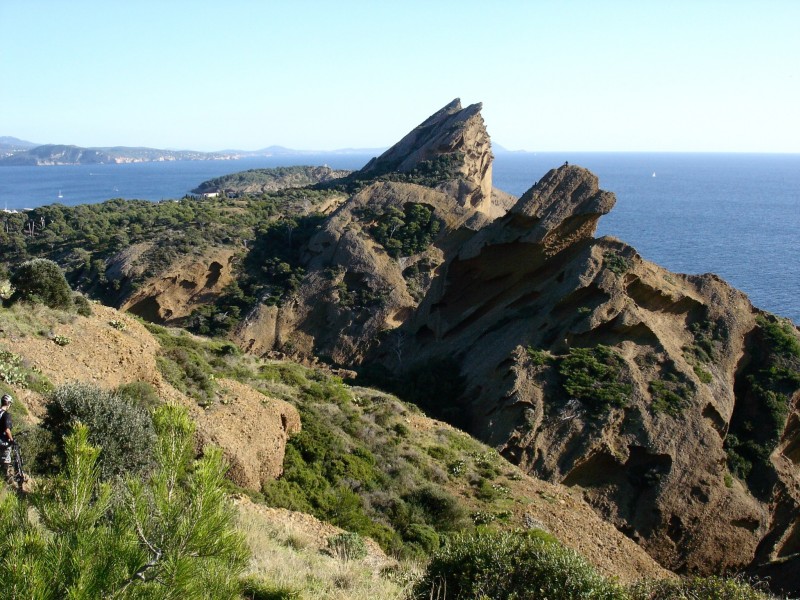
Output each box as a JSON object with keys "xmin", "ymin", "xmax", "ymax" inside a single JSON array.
[{"xmin": 0, "ymin": 394, "xmax": 15, "ymax": 484}]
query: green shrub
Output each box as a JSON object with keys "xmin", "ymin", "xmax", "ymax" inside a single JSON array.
[
  {"xmin": 527, "ymin": 346, "xmax": 554, "ymax": 365},
  {"xmin": 559, "ymin": 345, "xmax": 631, "ymax": 413},
  {"xmin": 649, "ymin": 376, "xmax": 692, "ymax": 416},
  {"xmin": 603, "ymin": 251, "xmax": 632, "ymax": 275},
  {"xmin": 15, "ymin": 423, "xmax": 58, "ymax": 475},
  {"xmin": 414, "ymin": 529, "xmax": 625, "ymax": 600},
  {"xmin": 9, "ymin": 258, "xmax": 73, "ymax": 309},
  {"xmin": 694, "ymin": 365, "xmax": 713, "ymax": 384},
  {"xmin": 72, "ymin": 293, "xmax": 92, "ymax": 316},
  {"xmin": 115, "ymin": 380, "xmax": 161, "ymax": 410},
  {"xmin": 0, "ymin": 348, "xmax": 27, "ymax": 387},
  {"xmin": 404, "ymin": 523, "xmax": 440, "ymax": 554},
  {"xmin": 629, "ymin": 575, "xmax": 773, "ymax": 599},
  {"xmin": 404, "ymin": 486, "xmax": 468, "ymax": 531},
  {"xmin": 327, "ymin": 531, "xmax": 368, "ymax": 561},
  {"xmin": 364, "ymin": 203, "xmax": 441, "ymax": 259},
  {"xmin": 0, "ymin": 405, "xmax": 248, "ymax": 599},
  {"xmin": 42, "ymin": 381, "xmax": 157, "ymax": 479},
  {"xmin": 158, "ymin": 345, "xmax": 218, "ymax": 406},
  {"xmin": 53, "ymin": 334, "xmax": 71, "ymax": 346},
  {"xmin": 725, "ymin": 315, "xmax": 800, "ymax": 498}
]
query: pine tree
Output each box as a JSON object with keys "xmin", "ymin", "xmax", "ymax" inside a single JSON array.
[{"xmin": 0, "ymin": 405, "xmax": 248, "ymax": 599}]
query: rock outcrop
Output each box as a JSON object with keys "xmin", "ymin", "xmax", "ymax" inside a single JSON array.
[
  {"xmin": 228, "ymin": 100, "xmax": 800, "ymax": 593},
  {"xmin": 121, "ymin": 246, "xmax": 236, "ymax": 324},
  {"xmin": 358, "ymin": 98, "xmax": 494, "ymax": 213}
]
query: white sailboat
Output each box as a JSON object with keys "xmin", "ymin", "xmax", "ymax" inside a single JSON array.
[{"xmin": 57, "ymin": 190, "xmax": 63, "ymax": 198}]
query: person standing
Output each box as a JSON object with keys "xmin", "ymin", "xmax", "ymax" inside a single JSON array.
[{"xmin": 0, "ymin": 394, "xmax": 15, "ymax": 484}]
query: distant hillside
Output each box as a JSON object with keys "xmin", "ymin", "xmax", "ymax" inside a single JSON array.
[
  {"xmin": 0, "ymin": 143, "xmax": 240, "ymax": 166},
  {"xmin": 0, "ymin": 138, "xmax": 386, "ymax": 166},
  {"xmin": 0, "ymin": 136, "xmax": 38, "ymax": 155},
  {"xmin": 192, "ymin": 165, "xmax": 352, "ymax": 195}
]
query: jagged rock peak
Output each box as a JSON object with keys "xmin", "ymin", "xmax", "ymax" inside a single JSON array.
[
  {"xmin": 510, "ymin": 165, "xmax": 616, "ymax": 250},
  {"xmin": 358, "ymin": 98, "xmax": 494, "ymax": 213},
  {"xmin": 460, "ymin": 164, "xmax": 616, "ymax": 260}
]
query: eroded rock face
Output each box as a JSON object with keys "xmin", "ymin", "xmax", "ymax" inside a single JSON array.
[
  {"xmin": 132, "ymin": 99, "xmax": 798, "ymax": 591},
  {"xmin": 121, "ymin": 247, "xmax": 236, "ymax": 324},
  {"xmin": 359, "ymin": 98, "xmax": 494, "ymax": 212},
  {"xmin": 376, "ymin": 165, "xmax": 800, "ymax": 584}
]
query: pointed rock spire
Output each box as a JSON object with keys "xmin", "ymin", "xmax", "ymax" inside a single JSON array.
[{"xmin": 358, "ymin": 99, "xmax": 494, "ymax": 213}]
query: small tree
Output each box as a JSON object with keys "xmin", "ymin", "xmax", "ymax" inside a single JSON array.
[
  {"xmin": 9, "ymin": 258, "xmax": 73, "ymax": 309},
  {"xmin": 0, "ymin": 405, "xmax": 248, "ymax": 599},
  {"xmin": 121, "ymin": 404, "xmax": 249, "ymax": 599}
]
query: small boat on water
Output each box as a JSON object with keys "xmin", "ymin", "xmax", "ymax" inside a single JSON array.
[
  {"xmin": 57, "ymin": 190, "xmax": 63, "ymax": 198},
  {"xmin": 652, "ymin": 172, "xmax": 656, "ymax": 178}
]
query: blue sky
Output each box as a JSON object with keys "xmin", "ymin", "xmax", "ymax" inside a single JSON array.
[{"xmin": 1, "ymin": 0, "xmax": 798, "ymax": 152}]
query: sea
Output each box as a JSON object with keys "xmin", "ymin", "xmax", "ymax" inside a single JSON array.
[{"xmin": 1, "ymin": 152, "xmax": 798, "ymax": 324}]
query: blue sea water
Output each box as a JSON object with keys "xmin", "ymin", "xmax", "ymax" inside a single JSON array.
[{"xmin": 1, "ymin": 152, "xmax": 798, "ymax": 323}]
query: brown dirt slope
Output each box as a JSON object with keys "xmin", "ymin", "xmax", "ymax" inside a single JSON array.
[{"xmin": 1, "ymin": 303, "xmax": 298, "ymax": 491}]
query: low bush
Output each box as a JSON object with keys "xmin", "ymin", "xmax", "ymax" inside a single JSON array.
[
  {"xmin": 559, "ymin": 345, "xmax": 631, "ymax": 413},
  {"xmin": 42, "ymin": 381, "xmax": 157, "ymax": 479},
  {"xmin": 603, "ymin": 251, "xmax": 632, "ymax": 275},
  {"xmin": 73, "ymin": 293, "xmax": 92, "ymax": 316},
  {"xmin": 115, "ymin": 380, "xmax": 161, "ymax": 410},
  {"xmin": 0, "ymin": 348, "xmax": 27, "ymax": 387},
  {"xmin": 413, "ymin": 529, "xmax": 624, "ymax": 600},
  {"xmin": 327, "ymin": 532, "xmax": 368, "ymax": 561},
  {"xmin": 649, "ymin": 374, "xmax": 692, "ymax": 417},
  {"xmin": 629, "ymin": 575, "xmax": 773, "ymax": 599},
  {"xmin": 526, "ymin": 346, "xmax": 554, "ymax": 366}
]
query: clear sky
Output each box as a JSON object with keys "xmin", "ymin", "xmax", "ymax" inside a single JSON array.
[{"xmin": 1, "ymin": 0, "xmax": 798, "ymax": 152}]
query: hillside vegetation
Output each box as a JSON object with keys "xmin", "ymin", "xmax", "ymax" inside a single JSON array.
[{"xmin": 0, "ymin": 293, "xmax": 782, "ymax": 598}]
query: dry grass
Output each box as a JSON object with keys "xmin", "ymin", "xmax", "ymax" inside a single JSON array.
[
  {"xmin": 0, "ymin": 302, "xmax": 77, "ymax": 340},
  {"xmin": 237, "ymin": 506, "xmax": 421, "ymax": 600}
]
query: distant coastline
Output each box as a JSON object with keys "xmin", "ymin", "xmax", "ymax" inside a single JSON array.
[{"xmin": 0, "ymin": 137, "xmax": 389, "ymax": 167}]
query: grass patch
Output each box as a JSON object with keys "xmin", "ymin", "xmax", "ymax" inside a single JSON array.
[{"xmin": 237, "ymin": 506, "xmax": 417, "ymax": 600}]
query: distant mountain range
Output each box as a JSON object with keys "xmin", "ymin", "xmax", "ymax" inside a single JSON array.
[{"xmin": 0, "ymin": 136, "xmax": 525, "ymax": 167}]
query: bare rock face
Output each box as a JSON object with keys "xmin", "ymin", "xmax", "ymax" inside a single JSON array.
[
  {"xmin": 358, "ymin": 99, "xmax": 494, "ymax": 212},
  {"xmin": 194, "ymin": 378, "xmax": 301, "ymax": 490},
  {"xmin": 378, "ymin": 164, "xmax": 800, "ymax": 587},
  {"xmin": 460, "ymin": 165, "xmax": 616, "ymax": 260},
  {"xmin": 120, "ymin": 246, "xmax": 236, "ymax": 324}
]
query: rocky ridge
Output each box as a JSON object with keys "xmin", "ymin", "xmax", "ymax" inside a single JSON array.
[
  {"xmin": 225, "ymin": 100, "xmax": 800, "ymax": 593},
  {"xmin": 22, "ymin": 99, "xmax": 797, "ymax": 593}
]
